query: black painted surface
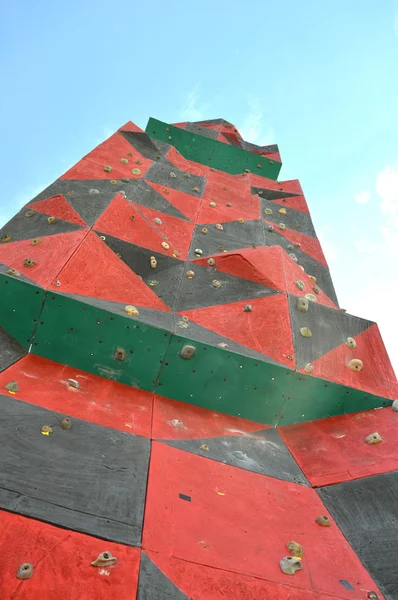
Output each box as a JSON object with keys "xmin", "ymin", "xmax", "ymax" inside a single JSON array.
[
  {"xmin": 261, "ymin": 198, "xmax": 317, "ymax": 238},
  {"xmin": 318, "ymin": 472, "xmax": 398, "ymax": 600},
  {"xmin": 0, "ymin": 209, "xmax": 84, "ymax": 243},
  {"xmin": 125, "ymin": 179, "xmax": 191, "ymax": 221},
  {"xmin": 184, "ymin": 122, "xmax": 219, "ymax": 140},
  {"xmin": 251, "ymin": 186, "xmax": 299, "ymax": 201},
  {"xmin": 119, "ymin": 130, "xmax": 171, "ymax": 161},
  {"xmin": 288, "ymin": 294, "xmax": 373, "ymax": 368},
  {"xmin": 96, "ymin": 233, "xmax": 185, "ymax": 310},
  {"xmin": 0, "ymin": 395, "xmax": 150, "ymax": 545},
  {"xmin": 138, "ymin": 553, "xmax": 189, "ymax": 600},
  {"xmin": 0, "ymin": 326, "xmax": 26, "ymax": 372},
  {"xmin": 175, "ymin": 262, "xmax": 277, "ymax": 311},
  {"xmin": 188, "ymin": 220, "xmax": 265, "ymax": 260},
  {"xmin": 160, "ymin": 428, "xmax": 309, "ymax": 485},
  {"xmin": 242, "ymin": 141, "xmax": 279, "ymax": 154},
  {"xmin": 145, "ymin": 162, "xmax": 206, "ymax": 196}
]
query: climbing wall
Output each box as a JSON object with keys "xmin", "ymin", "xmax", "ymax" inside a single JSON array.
[{"xmin": 0, "ymin": 117, "xmax": 397, "ymax": 598}]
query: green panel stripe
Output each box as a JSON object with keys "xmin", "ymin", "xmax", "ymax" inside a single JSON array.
[{"xmin": 146, "ymin": 117, "xmax": 282, "ymax": 181}]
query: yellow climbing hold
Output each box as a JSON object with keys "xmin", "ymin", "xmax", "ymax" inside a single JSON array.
[
  {"xmin": 1, "ymin": 234, "xmax": 11, "ymax": 243},
  {"xmin": 132, "ymin": 168, "xmax": 141, "ymax": 175},
  {"xmin": 308, "ymin": 275, "xmax": 317, "ymax": 283},
  {"xmin": 300, "ymin": 327, "xmax": 312, "ymax": 338},
  {"xmin": 110, "ymin": 179, "xmax": 117, "ymax": 184},
  {"xmin": 103, "ymin": 165, "xmax": 112, "ymax": 172},
  {"xmin": 120, "ymin": 158, "xmax": 128, "ymax": 164},
  {"xmin": 279, "ymin": 208, "xmax": 287, "ymax": 215},
  {"xmin": 125, "ymin": 305, "xmax": 139, "ymax": 316},
  {"xmin": 237, "ymin": 218, "xmax": 244, "ymax": 224},
  {"xmin": 264, "ymin": 208, "xmax": 273, "ymax": 215}
]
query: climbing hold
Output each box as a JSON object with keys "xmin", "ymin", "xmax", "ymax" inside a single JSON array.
[
  {"xmin": 218, "ymin": 246, "xmax": 224, "ymax": 250},
  {"xmin": 168, "ymin": 135, "xmax": 172, "ymax": 140},
  {"xmin": 280, "ymin": 556, "xmax": 303, "ymax": 575},
  {"xmin": 348, "ymin": 359, "xmax": 363, "ymax": 372},
  {"xmin": 279, "ymin": 223, "xmax": 286, "ymax": 230},
  {"xmin": 264, "ymin": 208, "xmax": 273, "ymax": 215},
  {"xmin": 316, "ymin": 515, "xmax": 331, "ymax": 527},
  {"xmin": 207, "ymin": 258, "xmax": 215, "ymax": 267},
  {"xmin": 176, "ymin": 320, "xmax": 189, "ymax": 329},
  {"xmin": 131, "ymin": 168, "xmax": 141, "ymax": 176},
  {"xmin": 218, "ymin": 342, "xmax": 228, "ymax": 348},
  {"xmin": 99, "ymin": 236, "xmax": 106, "ymax": 241},
  {"xmin": 295, "ymin": 280, "xmax": 305, "ymax": 291},
  {"xmin": 122, "ymin": 178, "xmax": 130, "ymax": 183},
  {"xmin": 287, "ymin": 541, "xmax": 304, "ymax": 558},
  {"xmin": 222, "ymin": 185, "xmax": 227, "ymax": 190},
  {"xmin": 267, "ymin": 225, "xmax": 274, "ymax": 232},
  {"xmin": 226, "ymin": 202, "xmax": 231, "ymax": 207},
  {"xmin": 287, "ymin": 245, "xmax": 294, "ymax": 251},
  {"xmin": 200, "ymin": 444, "xmax": 209, "ymax": 451},
  {"xmin": 173, "ymin": 250, "xmax": 179, "ymax": 257},
  {"xmin": 244, "ymin": 168, "xmax": 250, "ymax": 173},
  {"xmin": 313, "ymin": 285, "xmax": 320, "ymax": 294},
  {"xmin": 367, "ymin": 592, "xmax": 379, "ymax": 600},
  {"xmin": 25, "ymin": 210, "xmax": 35, "ymax": 217},
  {"xmin": 161, "ymin": 241, "xmax": 170, "ymax": 250},
  {"xmin": 91, "ymin": 552, "xmax": 118, "ymax": 568},
  {"xmin": 149, "ymin": 280, "xmax": 158, "ymax": 286},
  {"xmin": 392, "ymin": 400, "xmax": 398, "ymax": 411},
  {"xmin": 5, "ymin": 381, "xmax": 18, "ymax": 392},
  {"xmin": 6, "ymin": 269, "xmax": 20, "ymax": 277},
  {"xmin": 125, "ymin": 305, "xmax": 139, "ymax": 316},
  {"xmin": 186, "ymin": 270, "xmax": 195, "ymax": 279},
  {"xmin": 257, "ymin": 163, "xmax": 262, "ymax": 168},
  {"xmin": 149, "ymin": 256, "xmax": 157, "ymax": 269},
  {"xmin": 67, "ymin": 379, "xmax": 79, "ymax": 389},
  {"xmin": 192, "ymin": 187, "xmax": 199, "ymax": 193},
  {"xmin": 110, "ymin": 179, "xmax": 118, "ymax": 184},
  {"xmin": 209, "ymin": 201, "xmax": 216, "ymax": 207},
  {"xmin": 279, "ymin": 208, "xmax": 287, "ymax": 215},
  {"xmin": 41, "ymin": 425, "xmax": 53, "ymax": 435},
  {"xmin": 47, "ymin": 216, "xmax": 56, "ymax": 225},
  {"xmin": 104, "ymin": 165, "xmax": 112, "ymax": 172},
  {"xmin": 300, "ymin": 327, "xmax": 312, "ymax": 338},
  {"xmin": 233, "ymin": 451, "xmax": 247, "ymax": 460},
  {"xmin": 305, "ymin": 293, "xmax": 317, "ymax": 303},
  {"xmin": 61, "ymin": 417, "xmax": 72, "ymax": 430},
  {"xmin": 180, "ymin": 345, "xmax": 196, "ymax": 359},
  {"xmin": 365, "ymin": 432, "xmax": 383, "ymax": 445},
  {"xmin": 201, "ymin": 227, "xmax": 208, "ymax": 234},
  {"xmin": 1, "ymin": 234, "xmax": 11, "ymax": 242},
  {"xmin": 114, "ymin": 347, "xmax": 126, "ymax": 361},
  {"xmin": 16, "ymin": 563, "xmax": 33, "ymax": 580},
  {"xmin": 170, "ymin": 172, "xmax": 176, "ymax": 178},
  {"xmin": 212, "ymin": 280, "xmax": 222, "ymax": 288},
  {"xmin": 289, "ymin": 253, "xmax": 298, "ymax": 262},
  {"xmin": 346, "ymin": 337, "xmax": 356, "ymax": 348},
  {"xmin": 308, "ymin": 275, "xmax": 317, "ymax": 283},
  {"xmin": 304, "ymin": 363, "xmax": 313, "ymax": 374},
  {"xmin": 297, "ymin": 298, "xmax": 309, "ymax": 313},
  {"xmin": 294, "ymin": 242, "xmax": 301, "ymax": 248},
  {"xmin": 215, "ymin": 223, "xmax": 224, "ymax": 231},
  {"xmin": 244, "ymin": 304, "xmax": 252, "ymax": 312},
  {"xmin": 120, "ymin": 158, "xmax": 128, "ymax": 164},
  {"xmin": 298, "ymin": 265, "xmax": 305, "ymax": 271},
  {"xmin": 31, "ymin": 238, "xmax": 40, "ymax": 246},
  {"xmin": 237, "ymin": 218, "xmax": 245, "ymax": 224},
  {"xmin": 23, "ymin": 258, "xmax": 36, "ymax": 267},
  {"xmin": 195, "ymin": 249, "xmax": 203, "ymax": 256},
  {"xmin": 154, "ymin": 217, "xmax": 162, "ymax": 225}
]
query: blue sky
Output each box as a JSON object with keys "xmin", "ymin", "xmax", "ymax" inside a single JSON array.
[{"xmin": 1, "ymin": 0, "xmax": 398, "ymax": 372}]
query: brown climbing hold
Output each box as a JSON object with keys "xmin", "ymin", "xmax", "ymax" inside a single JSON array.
[
  {"xmin": 154, "ymin": 217, "xmax": 162, "ymax": 225},
  {"xmin": 161, "ymin": 241, "xmax": 170, "ymax": 250},
  {"xmin": 192, "ymin": 187, "xmax": 199, "ymax": 193},
  {"xmin": 300, "ymin": 327, "xmax": 312, "ymax": 338},
  {"xmin": 47, "ymin": 216, "xmax": 56, "ymax": 225},
  {"xmin": 61, "ymin": 417, "xmax": 72, "ymax": 430},
  {"xmin": 67, "ymin": 379, "xmax": 79, "ymax": 389},
  {"xmin": 316, "ymin": 515, "xmax": 331, "ymax": 527},
  {"xmin": 6, "ymin": 269, "xmax": 20, "ymax": 277},
  {"xmin": 201, "ymin": 227, "xmax": 208, "ymax": 234},
  {"xmin": 244, "ymin": 304, "xmax": 252, "ymax": 312},
  {"xmin": 41, "ymin": 425, "xmax": 53, "ymax": 435},
  {"xmin": 237, "ymin": 218, "xmax": 244, "ymax": 224},
  {"xmin": 294, "ymin": 242, "xmax": 301, "ymax": 248},
  {"xmin": 295, "ymin": 280, "xmax": 305, "ymax": 291},
  {"xmin": 226, "ymin": 202, "xmax": 231, "ymax": 207},
  {"xmin": 1, "ymin": 234, "xmax": 11, "ymax": 242},
  {"xmin": 25, "ymin": 210, "xmax": 35, "ymax": 217},
  {"xmin": 91, "ymin": 551, "xmax": 118, "ymax": 567},
  {"xmin": 23, "ymin": 258, "xmax": 36, "ymax": 267},
  {"xmin": 297, "ymin": 298, "xmax": 309, "ymax": 313},
  {"xmin": 346, "ymin": 337, "xmax": 356, "ymax": 348},
  {"xmin": 264, "ymin": 207, "xmax": 273, "ymax": 215},
  {"xmin": 200, "ymin": 444, "xmax": 209, "ymax": 451},
  {"xmin": 287, "ymin": 541, "xmax": 304, "ymax": 558},
  {"xmin": 16, "ymin": 563, "xmax": 33, "ymax": 580},
  {"xmin": 103, "ymin": 165, "xmax": 112, "ymax": 172},
  {"xmin": 305, "ymin": 293, "xmax": 317, "ymax": 303},
  {"xmin": 186, "ymin": 270, "xmax": 195, "ymax": 279},
  {"xmin": 348, "ymin": 359, "xmax": 363, "ymax": 372},
  {"xmin": 150, "ymin": 256, "xmax": 157, "ymax": 269},
  {"xmin": 180, "ymin": 345, "xmax": 196, "ymax": 359},
  {"xmin": 5, "ymin": 381, "xmax": 18, "ymax": 392},
  {"xmin": 110, "ymin": 179, "xmax": 117, "ymax": 184},
  {"xmin": 114, "ymin": 347, "xmax": 126, "ymax": 361},
  {"xmin": 308, "ymin": 275, "xmax": 317, "ymax": 283},
  {"xmin": 304, "ymin": 363, "xmax": 313, "ymax": 374},
  {"xmin": 209, "ymin": 201, "xmax": 216, "ymax": 207},
  {"xmin": 120, "ymin": 158, "xmax": 128, "ymax": 164},
  {"xmin": 279, "ymin": 223, "xmax": 286, "ymax": 230},
  {"xmin": 31, "ymin": 238, "xmax": 41, "ymax": 246},
  {"xmin": 125, "ymin": 305, "xmax": 139, "ymax": 316},
  {"xmin": 279, "ymin": 208, "xmax": 287, "ymax": 215},
  {"xmin": 313, "ymin": 285, "xmax": 320, "ymax": 294},
  {"xmin": 212, "ymin": 280, "xmax": 221, "ymax": 288},
  {"xmin": 215, "ymin": 223, "xmax": 224, "ymax": 231},
  {"xmin": 365, "ymin": 432, "xmax": 383, "ymax": 445},
  {"xmin": 207, "ymin": 258, "xmax": 215, "ymax": 266},
  {"xmin": 132, "ymin": 168, "xmax": 141, "ymax": 175},
  {"xmin": 280, "ymin": 556, "xmax": 302, "ymax": 575},
  {"xmin": 136, "ymin": 160, "xmax": 141, "ymax": 165}
]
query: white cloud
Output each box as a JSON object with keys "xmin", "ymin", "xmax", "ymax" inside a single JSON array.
[
  {"xmin": 354, "ymin": 190, "xmax": 371, "ymax": 204},
  {"xmin": 239, "ymin": 97, "xmax": 275, "ymax": 146},
  {"xmin": 180, "ymin": 83, "xmax": 210, "ymax": 122}
]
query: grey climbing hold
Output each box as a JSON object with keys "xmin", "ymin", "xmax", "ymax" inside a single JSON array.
[
  {"xmin": 244, "ymin": 304, "xmax": 252, "ymax": 312},
  {"xmin": 61, "ymin": 417, "xmax": 72, "ymax": 430},
  {"xmin": 365, "ymin": 432, "xmax": 383, "ymax": 445},
  {"xmin": 104, "ymin": 165, "xmax": 112, "ymax": 173},
  {"xmin": 23, "ymin": 258, "xmax": 36, "ymax": 267},
  {"xmin": 180, "ymin": 345, "xmax": 196, "ymax": 359},
  {"xmin": 287, "ymin": 245, "xmax": 294, "ymax": 251},
  {"xmin": 114, "ymin": 347, "xmax": 126, "ymax": 361},
  {"xmin": 348, "ymin": 358, "xmax": 363, "ymax": 372},
  {"xmin": 297, "ymin": 298, "xmax": 309, "ymax": 313},
  {"xmin": 5, "ymin": 381, "xmax": 18, "ymax": 392},
  {"xmin": 89, "ymin": 188, "xmax": 99, "ymax": 194},
  {"xmin": 122, "ymin": 178, "xmax": 130, "ymax": 183},
  {"xmin": 16, "ymin": 563, "xmax": 33, "ymax": 580},
  {"xmin": 392, "ymin": 400, "xmax": 398, "ymax": 411},
  {"xmin": 286, "ymin": 541, "xmax": 304, "ymax": 557},
  {"xmin": 280, "ymin": 556, "xmax": 303, "ymax": 575},
  {"xmin": 300, "ymin": 327, "xmax": 312, "ymax": 338},
  {"xmin": 170, "ymin": 172, "xmax": 177, "ymax": 178},
  {"xmin": 346, "ymin": 337, "xmax": 356, "ymax": 349},
  {"xmin": 289, "ymin": 253, "xmax": 298, "ymax": 262},
  {"xmin": 67, "ymin": 379, "xmax": 79, "ymax": 389},
  {"xmin": 295, "ymin": 280, "xmax": 305, "ymax": 291},
  {"xmin": 91, "ymin": 551, "xmax": 117, "ymax": 567},
  {"xmin": 233, "ymin": 451, "xmax": 247, "ymax": 461},
  {"xmin": 315, "ymin": 515, "xmax": 331, "ymax": 527}
]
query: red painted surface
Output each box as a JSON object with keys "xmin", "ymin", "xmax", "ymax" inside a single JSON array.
[
  {"xmin": 152, "ymin": 395, "xmax": 269, "ymax": 441},
  {"xmin": 165, "ymin": 146, "xmax": 209, "ymax": 177},
  {"xmin": 181, "ymin": 295, "xmax": 295, "ymax": 367},
  {"xmin": 266, "ymin": 222, "xmax": 328, "ymax": 267},
  {"xmin": 198, "ymin": 180, "xmax": 260, "ymax": 224},
  {"xmin": 0, "ymin": 230, "xmax": 87, "ymax": 288},
  {"xmin": 279, "ymin": 407, "xmax": 398, "ymax": 487},
  {"xmin": 143, "ymin": 443, "xmax": 382, "ymax": 600},
  {"xmin": 118, "ymin": 120, "xmax": 145, "ymax": 133},
  {"xmin": 300, "ymin": 324, "xmax": 398, "ymax": 399},
  {"xmin": 49, "ymin": 231, "xmax": 170, "ymax": 311},
  {"xmin": 191, "ymin": 246, "xmax": 285, "ymax": 290},
  {"xmin": 28, "ymin": 194, "xmax": 87, "ymax": 226},
  {"xmin": 93, "ymin": 194, "xmax": 177, "ymax": 256},
  {"xmin": 133, "ymin": 203, "xmax": 195, "ymax": 260},
  {"xmin": 0, "ymin": 510, "xmax": 140, "ymax": 600},
  {"xmin": 61, "ymin": 132, "xmax": 152, "ymax": 180},
  {"xmin": 0, "ymin": 354, "xmax": 153, "ymax": 437},
  {"xmin": 146, "ymin": 551, "xmax": 344, "ymax": 600},
  {"xmin": 269, "ymin": 194, "xmax": 310, "ymax": 214},
  {"xmin": 250, "ymin": 175, "xmax": 304, "ymax": 196},
  {"xmin": 146, "ymin": 181, "xmax": 202, "ymax": 222}
]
